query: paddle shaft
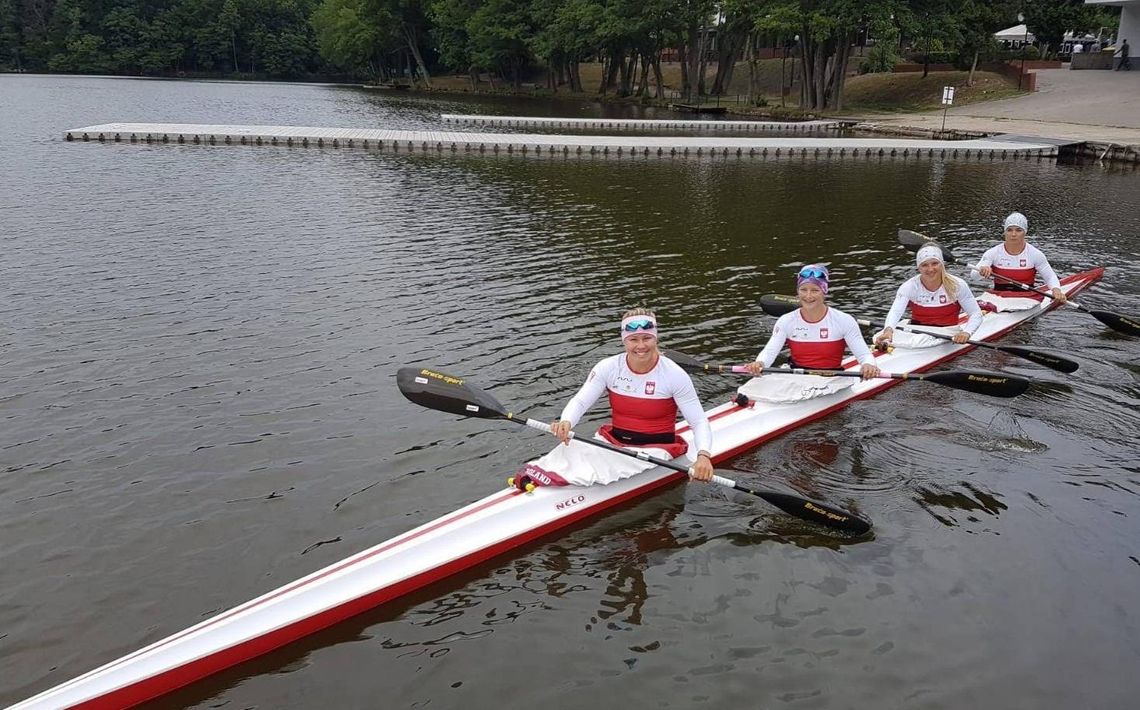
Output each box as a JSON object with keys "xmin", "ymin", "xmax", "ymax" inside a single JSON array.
[
  {"xmin": 505, "ymin": 414, "xmax": 726, "ymax": 483},
  {"xmin": 968, "ymin": 262, "xmax": 1088, "ymax": 308},
  {"xmin": 663, "ymin": 347, "xmax": 1030, "ymax": 397},
  {"xmin": 686, "ymin": 357, "xmax": 955, "ymax": 384},
  {"xmin": 503, "ymin": 415, "xmax": 871, "ymax": 532},
  {"xmin": 860, "ymin": 319, "xmax": 1080, "ymax": 373}
]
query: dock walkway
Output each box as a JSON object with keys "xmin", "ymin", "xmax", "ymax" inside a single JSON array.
[
  {"xmin": 439, "ymin": 114, "xmax": 845, "ymax": 132},
  {"xmin": 64, "ymin": 122, "xmax": 1065, "ymax": 161}
]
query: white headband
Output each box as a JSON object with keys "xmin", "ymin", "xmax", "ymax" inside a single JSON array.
[{"xmin": 916, "ymin": 244, "xmax": 943, "ymax": 267}]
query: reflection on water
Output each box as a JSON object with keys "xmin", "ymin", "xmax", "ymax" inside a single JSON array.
[{"xmin": 2, "ymin": 75, "xmax": 1140, "ymax": 709}]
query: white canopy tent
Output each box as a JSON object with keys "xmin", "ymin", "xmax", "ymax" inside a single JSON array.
[{"xmin": 995, "ymin": 24, "xmax": 1036, "ymax": 47}]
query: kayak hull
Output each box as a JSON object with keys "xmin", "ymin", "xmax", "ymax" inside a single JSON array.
[{"xmin": 12, "ymin": 267, "xmax": 1103, "ymax": 709}]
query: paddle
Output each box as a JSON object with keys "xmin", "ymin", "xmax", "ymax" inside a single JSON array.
[
  {"xmin": 754, "ymin": 294, "xmax": 1077, "ymax": 373},
  {"xmin": 898, "ymin": 229, "xmax": 1140, "ymax": 337},
  {"xmin": 396, "ymin": 366, "xmax": 873, "ymax": 535},
  {"xmin": 664, "ymin": 348, "xmax": 1030, "ymax": 398},
  {"xmin": 858, "ymin": 319, "xmax": 1079, "ymax": 373}
]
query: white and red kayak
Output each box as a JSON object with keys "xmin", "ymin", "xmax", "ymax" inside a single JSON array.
[{"xmin": 12, "ymin": 268, "xmax": 1103, "ymax": 709}]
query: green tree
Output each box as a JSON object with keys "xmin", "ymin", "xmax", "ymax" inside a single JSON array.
[
  {"xmin": 465, "ymin": 0, "xmax": 533, "ymax": 89},
  {"xmin": 1024, "ymin": 0, "xmax": 1100, "ymax": 57},
  {"xmin": 756, "ymin": 0, "xmax": 899, "ymax": 111},
  {"xmin": 311, "ymin": 0, "xmax": 384, "ymax": 75}
]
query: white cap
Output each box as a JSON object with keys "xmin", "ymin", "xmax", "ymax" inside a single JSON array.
[
  {"xmin": 916, "ymin": 244, "xmax": 943, "ymax": 267},
  {"xmin": 1003, "ymin": 212, "xmax": 1028, "ymax": 232}
]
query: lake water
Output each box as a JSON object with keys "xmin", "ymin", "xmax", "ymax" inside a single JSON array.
[{"xmin": 2, "ymin": 74, "xmax": 1139, "ymax": 709}]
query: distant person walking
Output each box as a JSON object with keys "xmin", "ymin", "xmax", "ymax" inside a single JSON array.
[{"xmin": 1117, "ymin": 39, "xmax": 1131, "ymax": 70}]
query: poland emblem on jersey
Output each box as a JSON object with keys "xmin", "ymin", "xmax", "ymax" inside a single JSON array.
[
  {"xmin": 645, "ymin": 381, "xmax": 656, "ymax": 395},
  {"xmin": 819, "ymin": 327, "xmax": 829, "ymax": 338},
  {"xmin": 1020, "ymin": 259, "xmax": 1027, "ymax": 267},
  {"xmin": 939, "ymin": 294, "xmax": 947, "ymax": 303}
]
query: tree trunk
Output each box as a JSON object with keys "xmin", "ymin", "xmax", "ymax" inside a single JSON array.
[
  {"xmin": 679, "ymin": 45, "xmax": 689, "ymax": 98},
  {"xmin": 602, "ymin": 48, "xmax": 621, "ymax": 94},
  {"xmin": 619, "ymin": 49, "xmax": 637, "ymax": 96},
  {"xmin": 685, "ymin": 21, "xmax": 700, "ymax": 102},
  {"xmin": 746, "ymin": 35, "xmax": 758, "ymax": 105},
  {"xmin": 636, "ymin": 53, "xmax": 651, "ymax": 96},
  {"xmin": 696, "ymin": 26, "xmax": 709, "ymax": 99},
  {"xmin": 922, "ymin": 32, "xmax": 930, "ymax": 79},
  {"xmin": 711, "ymin": 20, "xmax": 744, "ymax": 95},
  {"xmin": 831, "ymin": 37, "xmax": 853, "ymax": 111},
  {"xmin": 570, "ymin": 60, "xmax": 583, "ymax": 92},
  {"xmin": 402, "ymin": 24, "xmax": 431, "ymax": 87},
  {"xmin": 511, "ymin": 57, "xmax": 521, "ymax": 91},
  {"xmin": 652, "ymin": 55, "xmax": 665, "ymax": 99},
  {"xmin": 968, "ymin": 49, "xmax": 978, "ymax": 86}
]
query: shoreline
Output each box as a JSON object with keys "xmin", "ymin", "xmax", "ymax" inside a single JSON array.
[{"xmin": 366, "ymin": 83, "xmax": 1140, "ymax": 164}]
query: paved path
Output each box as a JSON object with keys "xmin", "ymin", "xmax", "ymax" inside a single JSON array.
[{"xmin": 853, "ymin": 67, "xmax": 1140, "ymax": 144}]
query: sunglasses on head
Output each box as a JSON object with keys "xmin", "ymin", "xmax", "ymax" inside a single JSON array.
[
  {"xmin": 798, "ymin": 266, "xmax": 828, "ymax": 279},
  {"xmin": 623, "ymin": 318, "xmax": 656, "ymax": 332}
]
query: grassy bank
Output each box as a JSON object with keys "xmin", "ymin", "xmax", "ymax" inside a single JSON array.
[
  {"xmin": 402, "ymin": 63, "xmax": 1026, "ymax": 117},
  {"xmin": 842, "ymin": 71, "xmax": 1026, "ymax": 112}
]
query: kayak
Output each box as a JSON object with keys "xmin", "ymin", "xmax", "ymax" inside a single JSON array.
[{"xmin": 11, "ymin": 267, "xmax": 1103, "ymax": 709}]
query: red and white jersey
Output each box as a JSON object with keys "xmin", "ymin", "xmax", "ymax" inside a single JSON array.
[
  {"xmin": 977, "ymin": 243, "xmax": 1060, "ymax": 289},
  {"xmin": 757, "ymin": 307, "xmax": 874, "ymax": 370},
  {"xmin": 884, "ymin": 274, "xmax": 983, "ymax": 331},
  {"xmin": 560, "ymin": 354, "xmax": 712, "ymax": 453}
]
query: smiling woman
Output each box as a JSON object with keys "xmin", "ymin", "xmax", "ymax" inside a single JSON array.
[{"xmin": 519, "ymin": 308, "xmax": 715, "ymax": 488}]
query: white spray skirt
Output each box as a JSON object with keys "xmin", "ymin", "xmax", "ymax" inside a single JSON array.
[{"xmin": 737, "ymin": 370, "xmax": 855, "ymax": 403}]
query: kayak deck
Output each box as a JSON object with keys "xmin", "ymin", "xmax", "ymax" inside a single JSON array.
[{"xmin": 11, "ymin": 267, "xmax": 1103, "ymax": 709}]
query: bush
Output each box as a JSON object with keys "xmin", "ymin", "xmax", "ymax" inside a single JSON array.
[
  {"xmin": 860, "ymin": 44, "xmax": 899, "ymax": 73},
  {"xmin": 1021, "ymin": 45, "xmax": 1041, "ymax": 60}
]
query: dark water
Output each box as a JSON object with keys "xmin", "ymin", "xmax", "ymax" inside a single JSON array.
[{"xmin": 2, "ymin": 74, "xmax": 1139, "ymax": 709}]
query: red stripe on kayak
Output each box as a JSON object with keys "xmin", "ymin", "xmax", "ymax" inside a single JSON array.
[
  {"xmin": 54, "ymin": 488, "xmax": 524, "ymax": 708},
  {"xmin": 677, "ymin": 268, "xmax": 1102, "ymax": 444},
  {"xmin": 63, "ymin": 474, "xmax": 688, "ymax": 709}
]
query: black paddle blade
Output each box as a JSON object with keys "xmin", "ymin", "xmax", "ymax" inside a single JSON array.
[
  {"xmin": 996, "ymin": 346, "xmax": 1080, "ymax": 373},
  {"xmin": 759, "ymin": 293, "xmax": 799, "ymax": 317},
  {"xmin": 922, "ymin": 369, "xmax": 1031, "ymax": 397},
  {"xmin": 1089, "ymin": 310, "xmax": 1140, "ymax": 337},
  {"xmin": 897, "ymin": 228, "xmax": 927, "ymax": 249},
  {"xmin": 735, "ymin": 484, "xmax": 873, "ymax": 535},
  {"xmin": 897, "ymin": 229, "xmax": 958, "ymax": 262},
  {"xmin": 662, "ymin": 348, "xmax": 712, "ymax": 373},
  {"xmin": 396, "ymin": 367, "xmax": 510, "ymax": 419}
]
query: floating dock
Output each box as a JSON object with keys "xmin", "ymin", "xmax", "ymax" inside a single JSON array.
[
  {"xmin": 64, "ymin": 123, "xmax": 1064, "ymax": 161},
  {"xmin": 439, "ymin": 114, "xmax": 844, "ymax": 132}
]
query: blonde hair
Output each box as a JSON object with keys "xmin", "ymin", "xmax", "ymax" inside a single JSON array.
[
  {"xmin": 622, "ymin": 307, "xmax": 656, "ymax": 320},
  {"xmin": 941, "ymin": 271, "xmax": 959, "ymax": 300}
]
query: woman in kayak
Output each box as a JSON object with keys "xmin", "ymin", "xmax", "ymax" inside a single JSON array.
[
  {"xmin": 741, "ymin": 264, "xmax": 879, "ymax": 402},
  {"xmin": 513, "ymin": 309, "xmax": 714, "ymax": 489},
  {"xmin": 873, "ymin": 243, "xmax": 983, "ymax": 349},
  {"xmin": 976, "ymin": 212, "xmax": 1067, "ymax": 311}
]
